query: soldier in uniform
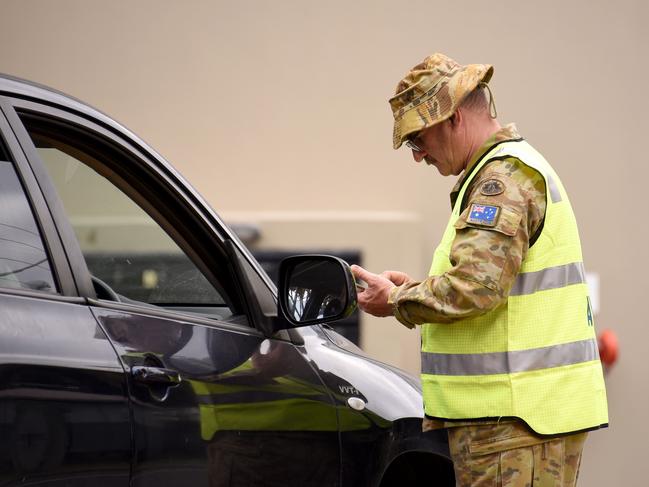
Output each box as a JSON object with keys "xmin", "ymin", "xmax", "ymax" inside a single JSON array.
[{"xmin": 351, "ymin": 53, "xmax": 608, "ymax": 486}]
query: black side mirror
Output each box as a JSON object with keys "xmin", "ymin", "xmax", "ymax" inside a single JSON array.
[{"xmin": 278, "ymin": 255, "xmax": 357, "ymax": 327}]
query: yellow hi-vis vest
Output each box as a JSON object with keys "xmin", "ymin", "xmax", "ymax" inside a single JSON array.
[{"xmin": 422, "ymin": 139, "xmax": 609, "ymax": 435}]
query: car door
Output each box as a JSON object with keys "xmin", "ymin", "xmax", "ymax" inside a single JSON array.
[
  {"xmin": 0, "ymin": 100, "xmax": 131, "ymax": 486},
  {"xmin": 3, "ymin": 96, "xmax": 341, "ymax": 487}
]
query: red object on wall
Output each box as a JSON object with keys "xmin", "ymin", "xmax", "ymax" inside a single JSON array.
[{"xmin": 598, "ymin": 329, "xmax": 618, "ymax": 367}]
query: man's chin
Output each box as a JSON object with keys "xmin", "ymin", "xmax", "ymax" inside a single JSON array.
[
  {"xmin": 432, "ymin": 164, "xmax": 450, "ymax": 176},
  {"xmin": 425, "ymin": 158, "xmax": 441, "ymax": 171}
]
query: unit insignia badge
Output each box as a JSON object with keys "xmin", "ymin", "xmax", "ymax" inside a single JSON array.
[{"xmin": 480, "ymin": 179, "xmax": 505, "ymax": 196}]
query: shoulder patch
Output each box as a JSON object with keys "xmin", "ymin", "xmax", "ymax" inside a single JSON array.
[
  {"xmin": 467, "ymin": 203, "xmax": 501, "ymax": 227},
  {"xmin": 480, "ymin": 179, "xmax": 505, "ymax": 196}
]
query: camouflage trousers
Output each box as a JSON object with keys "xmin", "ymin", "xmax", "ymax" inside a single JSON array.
[{"xmin": 447, "ymin": 420, "xmax": 587, "ymax": 487}]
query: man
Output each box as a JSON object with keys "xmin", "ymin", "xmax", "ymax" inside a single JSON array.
[{"xmin": 351, "ymin": 53, "xmax": 608, "ymax": 486}]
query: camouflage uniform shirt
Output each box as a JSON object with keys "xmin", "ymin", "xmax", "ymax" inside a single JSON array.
[
  {"xmin": 387, "ymin": 124, "xmax": 546, "ymax": 431},
  {"xmin": 388, "ymin": 123, "xmax": 545, "ymax": 328}
]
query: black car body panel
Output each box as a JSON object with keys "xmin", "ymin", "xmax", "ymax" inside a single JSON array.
[
  {"xmin": 0, "ymin": 74, "xmax": 452, "ymax": 486},
  {"xmin": 0, "ymin": 293, "xmax": 131, "ymax": 486}
]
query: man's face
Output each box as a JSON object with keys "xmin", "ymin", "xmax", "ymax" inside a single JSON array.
[{"xmin": 408, "ymin": 117, "xmax": 466, "ymax": 176}]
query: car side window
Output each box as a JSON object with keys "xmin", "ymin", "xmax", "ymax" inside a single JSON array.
[
  {"xmin": 19, "ymin": 115, "xmax": 241, "ymax": 322},
  {"xmin": 0, "ymin": 137, "xmax": 57, "ymax": 293}
]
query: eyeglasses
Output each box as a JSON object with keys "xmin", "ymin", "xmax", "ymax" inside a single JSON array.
[{"xmin": 405, "ymin": 133, "xmax": 423, "ymax": 152}]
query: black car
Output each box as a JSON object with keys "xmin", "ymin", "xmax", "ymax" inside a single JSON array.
[{"xmin": 0, "ymin": 74, "xmax": 453, "ymax": 486}]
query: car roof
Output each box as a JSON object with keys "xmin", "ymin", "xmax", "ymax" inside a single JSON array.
[
  {"xmin": 0, "ymin": 73, "xmax": 200, "ymax": 204},
  {"xmin": 0, "ymin": 73, "xmax": 153, "ymax": 150},
  {"xmin": 0, "ymin": 72, "xmax": 211, "ymax": 219}
]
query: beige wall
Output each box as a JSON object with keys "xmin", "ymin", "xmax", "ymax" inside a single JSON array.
[{"xmin": 1, "ymin": 0, "xmax": 647, "ymax": 484}]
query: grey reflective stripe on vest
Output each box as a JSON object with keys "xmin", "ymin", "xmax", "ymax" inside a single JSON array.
[
  {"xmin": 421, "ymin": 338, "xmax": 599, "ymax": 376},
  {"xmin": 510, "ymin": 262, "xmax": 585, "ymax": 296},
  {"xmin": 547, "ymin": 174, "xmax": 562, "ymax": 203}
]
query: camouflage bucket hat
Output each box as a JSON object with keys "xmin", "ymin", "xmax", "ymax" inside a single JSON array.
[{"xmin": 389, "ymin": 53, "xmax": 493, "ymax": 149}]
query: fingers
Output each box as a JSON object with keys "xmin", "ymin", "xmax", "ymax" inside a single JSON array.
[
  {"xmin": 380, "ymin": 270, "xmax": 400, "ymax": 280},
  {"xmin": 350, "ymin": 265, "xmax": 397, "ymax": 317},
  {"xmin": 379, "ymin": 270, "xmax": 412, "ymax": 286},
  {"xmin": 352, "ymin": 266, "xmax": 411, "ymax": 288},
  {"xmin": 350, "ymin": 265, "xmax": 375, "ymax": 283}
]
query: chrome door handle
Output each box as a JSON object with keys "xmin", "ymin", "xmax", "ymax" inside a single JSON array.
[{"xmin": 132, "ymin": 366, "xmax": 182, "ymax": 385}]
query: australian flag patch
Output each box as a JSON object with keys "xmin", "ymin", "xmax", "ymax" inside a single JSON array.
[{"xmin": 467, "ymin": 203, "xmax": 500, "ymax": 227}]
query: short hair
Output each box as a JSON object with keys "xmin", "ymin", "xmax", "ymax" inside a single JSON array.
[{"xmin": 460, "ymin": 84, "xmax": 489, "ymax": 113}]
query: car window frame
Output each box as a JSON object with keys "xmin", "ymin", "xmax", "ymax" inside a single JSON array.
[
  {"xmin": 1, "ymin": 96, "xmax": 261, "ymax": 330},
  {"xmin": 0, "ymin": 96, "xmax": 80, "ymax": 299}
]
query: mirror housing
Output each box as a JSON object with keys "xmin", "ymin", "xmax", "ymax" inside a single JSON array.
[{"xmin": 277, "ymin": 255, "xmax": 357, "ymax": 328}]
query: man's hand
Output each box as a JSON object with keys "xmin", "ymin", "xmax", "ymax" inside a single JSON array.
[
  {"xmin": 379, "ymin": 270, "xmax": 413, "ymax": 286},
  {"xmin": 350, "ymin": 265, "xmax": 398, "ymax": 317}
]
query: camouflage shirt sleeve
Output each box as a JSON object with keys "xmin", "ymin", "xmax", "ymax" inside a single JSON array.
[{"xmin": 388, "ymin": 158, "xmax": 547, "ymax": 328}]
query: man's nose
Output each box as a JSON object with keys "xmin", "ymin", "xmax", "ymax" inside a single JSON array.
[{"xmin": 412, "ymin": 149, "xmax": 426, "ymax": 162}]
